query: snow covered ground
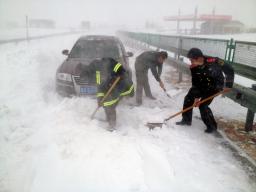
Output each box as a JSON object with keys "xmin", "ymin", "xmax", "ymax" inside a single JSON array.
[
  {"xmin": 0, "ymin": 31, "xmax": 256, "ymax": 192},
  {"xmin": 0, "ymin": 27, "xmax": 77, "ymax": 41}
]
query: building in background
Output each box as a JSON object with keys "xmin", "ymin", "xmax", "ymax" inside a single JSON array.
[
  {"xmin": 201, "ymin": 20, "xmax": 244, "ymax": 34},
  {"xmin": 164, "ymin": 8, "xmax": 244, "ymax": 35},
  {"xmin": 80, "ymin": 21, "xmax": 91, "ymax": 30},
  {"xmin": 29, "ymin": 19, "xmax": 55, "ymax": 28}
]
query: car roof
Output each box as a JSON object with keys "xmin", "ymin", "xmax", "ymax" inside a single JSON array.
[{"xmin": 78, "ymin": 35, "xmax": 120, "ymax": 41}]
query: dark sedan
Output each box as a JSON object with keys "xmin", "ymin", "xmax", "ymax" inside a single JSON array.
[{"xmin": 56, "ymin": 35, "xmax": 133, "ymax": 96}]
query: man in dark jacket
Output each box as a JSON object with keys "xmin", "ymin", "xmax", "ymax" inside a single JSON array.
[
  {"xmin": 88, "ymin": 58, "xmax": 134, "ymax": 130},
  {"xmin": 135, "ymin": 51, "xmax": 168, "ymax": 105},
  {"xmin": 176, "ymin": 48, "xmax": 234, "ymax": 133}
]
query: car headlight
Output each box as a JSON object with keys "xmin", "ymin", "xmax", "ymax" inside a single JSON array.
[{"xmin": 56, "ymin": 73, "xmax": 72, "ymax": 82}]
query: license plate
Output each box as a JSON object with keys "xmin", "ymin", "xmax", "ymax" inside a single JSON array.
[{"xmin": 80, "ymin": 86, "xmax": 97, "ymax": 94}]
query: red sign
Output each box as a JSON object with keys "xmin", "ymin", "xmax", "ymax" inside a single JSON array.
[
  {"xmin": 164, "ymin": 14, "xmax": 232, "ymax": 21},
  {"xmin": 199, "ymin": 15, "xmax": 232, "ymax": 21},
  {"xmin": 164, "ymin": 15, "xmax": 195, "ymax": 21}
]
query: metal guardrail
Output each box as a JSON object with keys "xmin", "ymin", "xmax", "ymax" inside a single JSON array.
[
  {"xmin": 181, "ymin": 37, "xmax": 228, "ymax": 59},
  {"xmin": 234, "ymin": 41, "xmax": 256, "ymax": 68},
  {"xmin": 117, "ymin": 31, "xmax": 256, "ymax": 81},
  {"xmin": 231, "ymin": 41, "xmax": 256, "ymax": 80},
  {"xmin": 117, "ymin": 31, "xmax": 256, "ymax": 132}
]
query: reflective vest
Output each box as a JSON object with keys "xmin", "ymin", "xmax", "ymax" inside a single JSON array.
[{"xmin": 96, "ymin": 62, "xmax": 134, "ymax": 107}]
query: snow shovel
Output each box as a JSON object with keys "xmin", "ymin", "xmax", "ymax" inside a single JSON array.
[
  {"xmin": 90, "ymin": 76, "xmax": 121, "ymax": 120},
  {"xmin": 146, "ymin": 90, "xmax": 225, "ymax": 130},
  {"xmin": 162, "ymin": 87, "xmax": 172, "ymax": 98}
]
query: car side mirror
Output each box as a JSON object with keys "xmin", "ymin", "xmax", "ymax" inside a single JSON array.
[
  {"xmin": 62, "ymin": 49, "xmax": 69, "ymax": 56},
  {"xmin": 126, "ymin": 52, "xmax": 133, "ymax": 57}
]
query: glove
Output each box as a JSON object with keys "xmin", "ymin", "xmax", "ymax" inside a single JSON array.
[
  {"xmin": 193, "ymin": 98, "xmax": 201, "ymax": 107},
  {"xmin": 222, "ymin": 87, "xmax": 231, "ymax": 93}
]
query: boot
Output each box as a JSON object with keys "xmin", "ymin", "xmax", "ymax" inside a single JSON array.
[
  {"xmin": 176, "ymin": 120, "xmax": 191, "ymax": 126},
  {"xmin": 107, "ymin": 119, "xmax": 116, "ymax": 132},
  {"xmin": 136, "ymin": 100, "xmax": 142, "ymax": 106},
  {"xmin": 204, "ymin": 126, "xmax": 217, "ymax": 133},
  {"xmin": 147, "ymin": 95, "xmax": 156, "ymax": 100}
]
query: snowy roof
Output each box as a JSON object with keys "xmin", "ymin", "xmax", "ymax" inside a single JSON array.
[{"xmin": 79, "ymin": 35, "xmax": 118, "ymax": 41}]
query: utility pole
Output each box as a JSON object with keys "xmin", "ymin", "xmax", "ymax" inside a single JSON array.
[
  {"xmin": 210, "ymin": 7, "xmax": 216, "ymax": 34},
  {"xmin": 26, "ymin": 15, "xmax": 29, "ymax": 41},
  {"xmin": 177, "ymin": 8, "xmax": 181, "ymax": 34},
  {"xmin": 192, "ymin": 6, "xmax": 198, "ymax": 35}
]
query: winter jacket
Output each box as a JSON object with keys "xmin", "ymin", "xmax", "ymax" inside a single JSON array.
[
  {"xmin": 135, "ymin": 51, "xmax": 163, "ymax": 82},
  {"xmin": 89, "ymin": 58, "xmax": 134, "ymax": 107},
  {"xmin": 190, "ymin": 57, "xmax": 234, "ymax": 94}
]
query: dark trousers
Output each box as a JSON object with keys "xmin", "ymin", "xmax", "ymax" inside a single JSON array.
[
  {"xmin": 135, "ymin": 70, "xmax": 153, "ymax": 104},
  {"xmin": 104, "ymin": 105, "xmax": 117, "ymax": 128},
  {"xmin": 182, "ymin": 87, "xmax": 217, "ymax": 129}
]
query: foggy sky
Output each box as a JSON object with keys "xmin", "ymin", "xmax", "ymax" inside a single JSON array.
[{"xmin": 0, "ymin": 0, "xmax": 256, "ymax": 28}]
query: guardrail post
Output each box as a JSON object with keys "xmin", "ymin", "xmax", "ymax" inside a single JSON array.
[
  {"xmin": 177, "ymin": 37, "xmax": 183, "ymax": 83},
  {"xmin": 245, "ymin": 84, "xmax": 256, "ymax": 132},
  {"xmin": 178, "ymin": 57, "xmax": 183, "ymax": 82},
  {"xmin": 26, "ymin": 15, "xmax": 29, "ymax": 42},
  {"xmin": 225, "ymin": 38, "xmax": 236, "ymax": 64}
]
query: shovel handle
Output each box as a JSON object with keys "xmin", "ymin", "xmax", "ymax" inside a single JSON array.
[
  {"xmin": 99, "ymin": 76, "xmax": 121, "ymax": 106},
  {"xmin": 90, "ymin": 106, "xmax": 100, "ymax": 119},
  {"xmin": 164, "ymin": 90, "xmax": 225, "ymax": 122},
  {"xmin": 90, "ymin": 76, "xmax": 121, "ymax": 120},
  {"xmin": 161, "ymin": 87, "xmax": 172, "ymax": 98}
]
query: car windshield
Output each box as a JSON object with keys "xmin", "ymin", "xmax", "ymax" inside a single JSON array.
[{"xmin": 69, "ymin": 39, "xmax": 121, "ymax": 59}]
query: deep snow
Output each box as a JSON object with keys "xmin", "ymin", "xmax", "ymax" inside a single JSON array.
[
  {"xmin": 0, "ymin": 31, "xmax": 255, "ymax": 192},
  {"xmin": 0, "ymin": 27, "xmax": 74, "ymax": 41}
]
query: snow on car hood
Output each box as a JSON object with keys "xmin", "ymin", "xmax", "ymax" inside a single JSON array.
[{"xmin": 57, "ymin": 58, "xmax": 96, "ymax": 75}]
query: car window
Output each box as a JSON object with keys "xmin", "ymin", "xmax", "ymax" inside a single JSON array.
[{"xmin": 69, "ymin": 39, "xmax": 122, "ymax": 59}]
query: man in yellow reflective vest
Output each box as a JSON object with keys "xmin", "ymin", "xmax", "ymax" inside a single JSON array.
[{"xmin": 89, "ymin": 58, "xmax": 134, "ymax": 130}]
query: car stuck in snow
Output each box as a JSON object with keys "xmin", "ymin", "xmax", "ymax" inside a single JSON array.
[{"xmin": 56, "ymin": 35, "xmax": 133, "ymax": 96}]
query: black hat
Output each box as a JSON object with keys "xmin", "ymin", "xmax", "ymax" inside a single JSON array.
[
  {"xmin": 187, "ymin": 48, "xmax": 203, "ymax": 59},
  {"xmin": 104, "ymin": 57, "xmax": 125, "ymax": 76},
  {"xmin": 160, "ymin": 51, "xmax": 168, "ymax": 59}
]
